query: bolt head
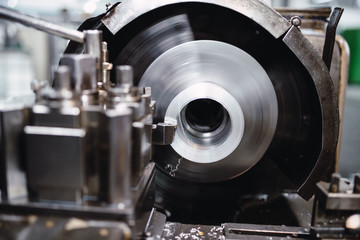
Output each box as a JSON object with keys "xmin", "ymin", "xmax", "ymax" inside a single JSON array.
[{"xmin": 290, "ymin": 16, "xmax": 302, "ymax": 27}]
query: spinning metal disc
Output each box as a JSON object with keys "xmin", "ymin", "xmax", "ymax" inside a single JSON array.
[
  {"xmin": 140, "ymin": 40, "xmax": 277, "ymax": 182},
  {"xmin": 65, "ymin": 0, "xmax": 338, "ymax": 221}
]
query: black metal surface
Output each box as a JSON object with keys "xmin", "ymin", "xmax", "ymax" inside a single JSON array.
[
  {"xmin": 322, "ymin": 7, "xmax": 344, "ymax": 70},
  {"xmin": 62, "ymin": 2, "xmax": 338, "ymax": 224},
  {"xmin": 152, "ymin": 123, "xmax": 176, "ymax": 145},
  {"xmin": 224, "ymin": 223, "xmax": 310, "ymax": 240},
  {"xmin": 117, "ymin": 3, "xmax": 321, "ymax": 223},
  {"xmin": 235, "ymin": 193, "xmax": 313, "ymax": 227},
  {"xmin": 0, "ymin": 110, "xmax": 8, "ymax": 200},
  {"xmin": 283, "ymin": 26, "xmax": 339, "ymax": 200},
  {"xmin": 137, "ymin": 208, "xmax": 167, "ymax": 238},
  {"xmin": 0, "ymin": 163, "xmax": 155, "ymax": 222},
  {"xmin": 160, "ymin": 221, "xmax": 310, "ymax": 240}
]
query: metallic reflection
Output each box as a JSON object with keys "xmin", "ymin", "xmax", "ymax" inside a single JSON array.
[{"xmin": 140, "ymin": 40, "xmax": 278, "ymax": 182}]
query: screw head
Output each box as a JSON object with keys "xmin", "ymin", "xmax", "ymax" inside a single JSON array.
[{"xmin": 290, "ymin": 16, "xmax": 302, "ymax": 27}]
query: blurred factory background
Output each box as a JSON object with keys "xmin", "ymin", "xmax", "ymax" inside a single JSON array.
[{"xmin": 0, "ymin": 0, "xmax": 359, "ymax": 177}]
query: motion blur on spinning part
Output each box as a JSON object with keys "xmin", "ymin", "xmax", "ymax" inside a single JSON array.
[{"xmin": 0, "ymin": 0, "xmax": 359, "ymax": 239}]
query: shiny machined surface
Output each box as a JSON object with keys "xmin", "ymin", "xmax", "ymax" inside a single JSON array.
[
  {"xmin": 140, "ymin": 40, "xmax": 278, "ymax": 182},
  {"xmin": 95, "ymin": 0, "xmax": 332, "ymax": 193},
  {"xmin": 61, "ymin": 0, "xmax": 340, "ymax": 223},
  {"xmin": 0, "ymin": 2, "xmax": 351, "ymax": 237}
]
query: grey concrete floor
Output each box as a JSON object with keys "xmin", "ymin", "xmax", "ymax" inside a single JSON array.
[{"xmin": 339, "ymin": 85, "xmax": 360, "ymax": 178}]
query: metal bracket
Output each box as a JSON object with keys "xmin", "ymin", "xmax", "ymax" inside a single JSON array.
[
  {"xmin": 322, "ymin": 7, "xmax": 344, "ymax": 70},
  {"xmin": 152, "ymin": 123, "xmax": 176, "ymax": 145}
]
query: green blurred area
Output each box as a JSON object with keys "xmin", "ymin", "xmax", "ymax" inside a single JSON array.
[{"xmin": 342, "ymin": 29, "xmax": 360, "ymax": 84}]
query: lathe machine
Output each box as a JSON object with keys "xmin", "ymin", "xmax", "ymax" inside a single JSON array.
[{"xmin": 0, "ymin": 0, "xmax": 359, "ymax": 239}]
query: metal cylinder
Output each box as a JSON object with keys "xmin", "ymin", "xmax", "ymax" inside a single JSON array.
[
  {"xmin": 116, "ymin": 65, "xmax": 134, "ymax": 89},
  {"xmin": 84, "ymin": 30, "xmax": 103, "ymax": 59},
  {"xmin": 84, "ymin": 30, "xmax": 103, "ymax": 85},
  {"xmin": 53, "ymin": 66, "xmax": 71, "ymax": 92},
  {"xmin": 0, "ymin": 6, "xmax": 84, "ymax": 43}
]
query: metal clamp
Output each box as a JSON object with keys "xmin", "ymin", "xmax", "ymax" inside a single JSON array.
[{"xmin": 152, "ymin": 123, "xmax": 176, "ymax": 145}]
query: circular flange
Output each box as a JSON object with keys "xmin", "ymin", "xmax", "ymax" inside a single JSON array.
[
  {"xmin": 140, "ymin": 40, "xmax": 278, "ymax": 182},
  {"xmin": 165, "ymin": 82, "xmax": 244, "ymax": 163}
]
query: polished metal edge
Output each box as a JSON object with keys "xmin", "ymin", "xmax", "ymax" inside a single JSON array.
[
  {"xmin": 101, "ymin": 0, "xmax": 291, "ymax": 38},
  {"xmin": 283, "ymin": 26, "xmax": 339, "ymax": 200}
]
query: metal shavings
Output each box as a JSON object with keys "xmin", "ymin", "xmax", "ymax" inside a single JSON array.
[
  {"xmin": 163, "ymin": 222, "xmax": 176, "ymax": 237},
  {"xmin": 179, "ymin": 232, "xmax": 191, "ymax": 239},
  {"xmin": 207, "ymin": 224, "xmax": 225, "ymax": 239},
  {"xmin": 154, "ymin": 235, "xmax": 164, "ymax": 240},
  {"xmin": 65, "ymin": 218, "xmax": 88, "ymax": 231},
  {"xmin": 217, "ymin": 235, "xmax": 225, "ymax": 240},
  {"xmin": 190, "ymin": 227, "xmax": 201, "ymax": 234},
  {"xmin": 45, "ymin": 220, "xmax": 54, "ymax": 228},
  {"xmin": 165, "ymin": 157, "xmax": 182, "ymax": 177},
  {"xmin": 162, "ymin": 223, "xmax": 225, "ymax": 240}
]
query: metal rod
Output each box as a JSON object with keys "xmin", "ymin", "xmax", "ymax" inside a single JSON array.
[
  {"xmin": 322, "ymin": 7, "xmax": 344, "ymax": 70},
  {"xmin": 0, "ymin": 6, "xmax": 85, "ymax": 43}
]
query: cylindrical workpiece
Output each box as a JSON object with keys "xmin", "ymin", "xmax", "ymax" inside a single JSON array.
[
  {"xmin": 53, "ymin": 65, "xmax": 71, "ymax": 91},
  {"xmin": 116, "ymin": 65, "xmax": 134, "ymax": 89}
]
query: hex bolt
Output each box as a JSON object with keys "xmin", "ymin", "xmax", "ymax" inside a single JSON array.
[
  {"xmin": 116, "ymin": 65, "xmax": 134, "ymax": 89},
  {"xmin": 329, "ymin": 173, "xmax": 341, "ymax": 193},
  {"xmin": 59, "ymin": 54, "xmax": 97, "ymax": 92},
  {"xmin": 53, "ymin": 65, "xmax": 71, "ymax": 91},
  {"xmin": 354, "ymin": 174, "xmax": 360, "ymax": 194}
]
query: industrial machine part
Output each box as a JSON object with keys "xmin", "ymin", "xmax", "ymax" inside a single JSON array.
[
  {"xmin": 277, "ymin": 7, "xmax": 349, "ymax": 168},
  {"xmin": 0, "ymin": 0, "xmax": 356, "ymax": 239},
  {"xmin": 0, "ymin": 56, "xmax": 158, "ymax": 235},
  {"xmin": 71, "ymin": 0, "xmax": 340, "ymax": 223},
  {"xmin": 0, "ymin": 14, "xmax": 175, "ymax": 237},
  {"xmin": 311, "ymin": 173, "xmax": 360, "ymax": 239},
  {"xmin": 159, "ymin": 174, "xmax": 360, "ymax": 240}
]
